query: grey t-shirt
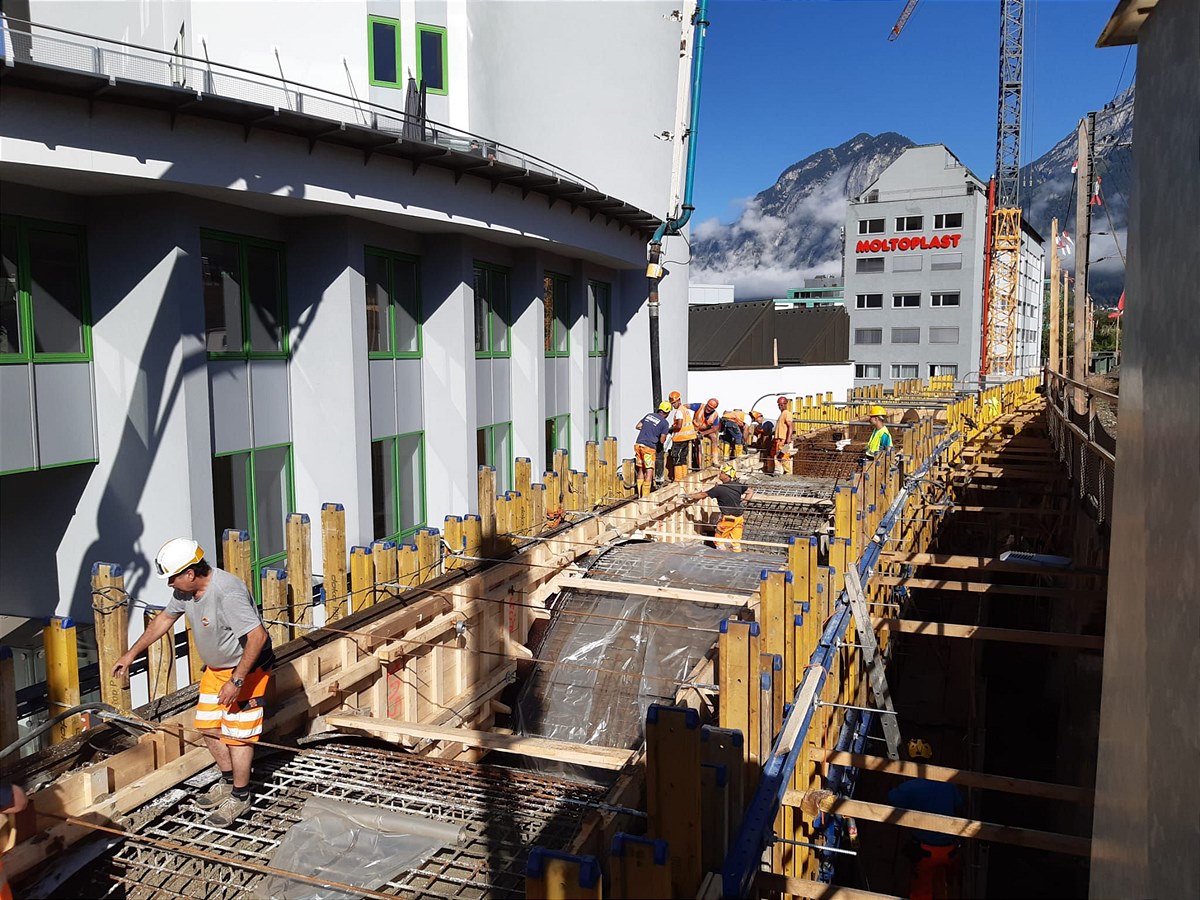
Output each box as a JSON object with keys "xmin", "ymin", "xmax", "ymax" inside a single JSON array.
[{"xmin": 164, "ymin": 567, "xmax": 269, "ymax": 670}]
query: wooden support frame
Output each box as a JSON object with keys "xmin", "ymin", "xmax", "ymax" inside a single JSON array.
[
  {"xmin": 880, "ymin": 552, "xmax": 1103, "ymax": 576},
  {"xmin": 875, "ymin": 617, "xmax": 1104, "ymax": 650},
  {"xmin": 646, "ymin": 705, "xmax": 703, "ymax": 899},
  {"xmin": 550, "ymin": 575, "xmax": 754, "ymax": 607},
  {"xmin": 872, "ymin": 576, "xmax": 1098, "ymax": 599}
]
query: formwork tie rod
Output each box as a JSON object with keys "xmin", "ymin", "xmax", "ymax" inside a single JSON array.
[{"xmin": 769, "ymin": 836, "xmax": 858, "ymax": 857}]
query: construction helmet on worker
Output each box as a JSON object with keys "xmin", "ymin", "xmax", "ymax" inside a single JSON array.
[{"xmin": 865, "ymin": 405, "xmax": 893, "ymax": 459}]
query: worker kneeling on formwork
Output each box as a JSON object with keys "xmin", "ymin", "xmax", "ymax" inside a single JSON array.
[
  {"xmin": 114, "ymin": 538, "xmax": 275, "ymax": 828},
  {"xmin": 682, "ymin": 464, "xmax": 753, "ymax": 552}
]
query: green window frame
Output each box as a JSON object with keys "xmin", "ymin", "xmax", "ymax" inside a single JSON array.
[
  {"xmin": 544, "ymin": 272, "xmax": 570, "ymax": 358},
  {"xmin": 545, "ymin": 414, "xmax": 570, "ymax": 467},
  {"xmin": 200, "ymin": 230, "xmax": 288, "ymax": 359},
  {"xmin": 368, "ymin": 15, "xmax": 402, "ymax": 88},
  {"xmin": 365, "ymin": 248, "xmax": 422, "ymax": 358},
  {"xmin": 587, "ymin": 280, "xmax": 611, "ymax": 357},
  {"xmin": 416, "ymin": 23, "xmax": 448, "ymax": 95},
  {"xmin": 0, "ymin": 216, "xmax": 92, "ymax": 363},
  {"xmin": 371, "ymin": 431, "xmax": 427, "ymax": 543},
  {"xmin": 473, "ymin": 263, "xmax": 511, "ymax": 358},
  {"xmin": 477, "ymin": 421, "xmax": 513, "ymax": 494},
  {"xmin": 590, "ymin": 408, "xmax": 609, "ymax": 444},
  {"xmin": 212, "ymin": 442, "xmax": 295, "ymax": 600}
]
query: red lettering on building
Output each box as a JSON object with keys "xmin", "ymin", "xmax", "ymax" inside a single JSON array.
[{"xmin": 853, "ymin": 233, "xmax": 963, "ymax": 253}]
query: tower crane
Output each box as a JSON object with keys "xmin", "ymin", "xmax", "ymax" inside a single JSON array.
[{"xmin": 890, "ymin": 0, "xmax": 1026, "ymax": 380}]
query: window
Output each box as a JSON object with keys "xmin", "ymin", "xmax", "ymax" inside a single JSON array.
[
  {"xmin": 545, "ymin": 415, "xmax": 570, "ymax": 466},
  {"xmin": 855, "ymin": 364, "xmax": 881, "ymax": 379},
  {"xmin": 371, "ymin": 432, "xmax": 426, "ymax": 542},
  {"xmin": 929, "ymin": 327, "xmax": 960, "ymax": 344},
  {"xmin": 365, "ymin": 249, "xmax": 421, "ymax": 356},
  {"xmin": 477, "ymin": 422, "xmax": 513, "ymax": 493},
  {"xmin": 895, "ymin": 216, "xmax": 923, "ymax": 232},
  {"xmin": 893, "ymin": 254, "xmax": 923, "ymax": 273},
  {"xmin": 368, "ymin": 15, "xmax": 401, "ymax": 88},
  {"xmin": 0, "ymin": 217, "xmax": 90, "ymax": 361},
  {"xmin": 544, "ymin": 273, "xmax": 570, "ymax": 357},
  {"xmin": 934, "ymin": 212, "xmax": 963, "ymax": 229},
  {"xmin": 891, "ymin": 364, "xmax": 919, "ymax": 379},
  {"xmin": 201, "ymin": 232, "xmax": 286, "ymax": 357},
  {"xmin": 931, "ymin": 253, "xmax": 962, "ymax": 270},
  {"xmin": 212, "ymin": 443, "xmax": 294, "ymax": 596},
  {"xmin": 893, "ymin": 293, "xmax": 921, "ymax": 309},
  {"xmin": 929, "ymin": 364, "xmax": 958, "ymax": 377},
  {"xmin": 854, "ymin": 328, "xmax": 882, "ymax": 345},
  {"xmin": 416, "ymin": 23, "xmax": 448, "ymax": 94},
  {"xmin": 590, "ymin": 408, "xmax": 609, "ymax": 443},
  {"xmin": 931, "ymin": 292, "xmax": 960, "ymax": 307},
  {"xmin": 473, "ymin": 263, "xmax": 510, "ymax": 357},
  {"xmin": 856, "ymin": 257, "xmax": 885, "ymax": 274},
  {"xmin": 857, "ymin": 218, "xmax": 884, "ymax": 235},
  {"xmin": 855, "ymin": 293, "xmax": 882, "ymax": 310},
  {"xmin": 891, "ymin": 327, "xmax": 920, "ymax": 344},
  {"xmin": 588, "ymin": 280, "xmax": 611, "ymax": 356}
]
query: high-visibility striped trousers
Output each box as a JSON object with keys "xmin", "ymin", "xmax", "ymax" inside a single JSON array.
[
  {"xmin": 196, "ymin": 665, "xmax": 270, "ymax": 745},
  {"xmin": 714, "ymin": 514, "xmax": 745, "ymax": 552}
]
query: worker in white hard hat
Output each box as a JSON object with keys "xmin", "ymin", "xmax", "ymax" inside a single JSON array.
[
  {"xmin": 113, "ymin": 538, "xmax": 274, "ymax": 828},
  {"xmin": 865, "ymin": 405, "xmax": 893, "ymax": 459},
  {"xmin": 683, "ymin": 464, "xmax": 754, "ymax": 552}
]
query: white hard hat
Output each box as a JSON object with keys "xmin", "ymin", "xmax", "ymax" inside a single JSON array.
[{"xmin": 155, "ymin": 537, "xmax": 204, "ymax": 579}]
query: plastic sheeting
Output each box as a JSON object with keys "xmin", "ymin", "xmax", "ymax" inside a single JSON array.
[{"xmin": 256, "ymin": 796, "xmax": 465, "ymax": 900}]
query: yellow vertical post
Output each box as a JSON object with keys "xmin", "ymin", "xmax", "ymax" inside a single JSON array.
[
  {"xmin": 144, "ymin": 610, "xmax": 176, "ymax": 701},
  {"xmin": 584, "ymin": 442, "xmax": 599, "ymax": 508},
  {"xmin": 321, "ymin": 503, "xmax": 348, "ymax": 622},
  {"xmin": 416, "ymin": 527, "xmax": 442, "ymax": 582},
  {"xmin": 603, "ymin": 436, "xmax": 619, "ymax": 499},
  {"xmin": 398, "ymin": 542, "xmax": 419, "ymax": 588},
  {"xmin": 544, "ymin": 471, "xmax": 561, "ymax": 516},
  {"xmin": 702, "ymin": 724, "xmax": 746, "ymax": 822},
  {"xmin": 261, "ymin": 567, "xmax": 289, "ymax": 645},
  {"xmin": 286, "ymin": 513, "xmax": 312, "ymax": 634},
  {"xmin": 610, "ymin": 833, "xmax": 672, "ymax": 899},
  {"xmin": 646, "ymin": 704, "xmax": 703, "ymax": 898},
  {"xmin": 349, "ymin": 546, "xmax": 375, "ymax": 612},
  {"xmin": 463, "ymin": 514, "xmax": 482, "ymax": 562},
  {"xmin": 478, "ymin": 465, "xmax": 497, "ymax": 555},
  {"xmin": 621, "ymin": 459, "xmax": 636, "ymax": 497},
  {"xmin": 43, "ymin": 617, "xmax": 82, "ymax": 744},
  {"xmin": 525, "ymin": 849, "xmax": 603, "ymax": 900},
  {"xmin": 443, "ymin": 516, "xmax": 464, "ymax": 570},
  {"xmin": 718, "ymin": 618, "xmax": 762, "ymax": 795},
  {"xmin": 92, "ymin": 562, "xmax": 132, "ymax": 710},
  {"xmin": 700, "ymin": 762, "xmax": 730, "ymax": 873},
  {"xmin": 529, "ymin": 483, "xmax": 546, "ymax": 534},
  {"xmin": 222, "ymin": 529, "xmax": 253, "ymax": 593},
  {"xmin": 515, "ymin": 457, "xmax": 533, "ymax": 530},
  {"xmin": 552, "ymin": 448, "xmax": 569, "ymax": 505},
  {"xmin": 372, "ymin": 540, "xmax": 399, "ymax": 602},
  {"xmin": 0, "ymin": 647, "xmax": 17, "ymax": 751},
  {"xmin": 570, "ymin": 471, "xmax": 588, "ymax": 512}
]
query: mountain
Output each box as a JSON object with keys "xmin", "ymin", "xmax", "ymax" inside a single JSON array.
[{"xmin": 692, "ymin": 87, "xmax": 1133, "ymax": 305}]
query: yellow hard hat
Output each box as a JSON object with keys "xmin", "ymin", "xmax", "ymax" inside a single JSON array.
[
  {"xmin": 720, "ymin": 464, "xmax": 737, "ymax": 479},
  {"xmin": 658, "ymin": 401, "xmax": 671, "ymax": 413},
  {"xmin": 869, "ymin": 405, "xmax": 887, "ymax": 417}
]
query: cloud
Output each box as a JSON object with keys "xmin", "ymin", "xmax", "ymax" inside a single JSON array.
[
  {"xmin": 693, "ymin": 258, "xmax": 841, "ymax": 300},
  {"xmin": 730, "ymin": 198, "xmax": 788, "ymax": 243},
  {"xmin": 692, "ymin": 216, "xmax": 725, "ymax": 242},
  {"xmin": 793, "ymin": 170, "xmax": 850, "ymax": 226}
]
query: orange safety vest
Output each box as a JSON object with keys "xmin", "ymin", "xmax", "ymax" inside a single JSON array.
[
  {"xmin": 673, "ymin": 405, "xmax": 696, "ymax": 441},
  {"xmin": 694, "ymin": 406, "xmax": 719, "ymax": 433}
]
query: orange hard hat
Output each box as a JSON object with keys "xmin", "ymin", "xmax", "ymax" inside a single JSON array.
[
  {"xmin": 669, "ymin": 391, "xmax": 681, "ymax": 401},
  {"xmin": 706, "ymin": 397, "xmax": 718, "ymax": 409}
]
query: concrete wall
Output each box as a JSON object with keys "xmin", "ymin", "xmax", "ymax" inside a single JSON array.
[
  {"xmin": 687, "ymin": 364, "xmax": 854, "ymax": 416},
  {"xmin": 1089, "ymin": 1, "xmax": 1200, "ymax": 897}
]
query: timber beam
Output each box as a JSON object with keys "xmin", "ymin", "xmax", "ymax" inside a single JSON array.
[
  {"xmin": 872, "ymin": 576, "xmax": 1099, "ymax": 600},
  {"xmin": 551, "ymin": 574, "xmax": 755, "ymax": 607},
  {"xmin": 874, "ymin": 617, "xmax": 1104, "ymax": 650},
  {"xmin": 880, "ymin": 553, "xmax": 1105, "ymax": 576},
  {"xmin": 781, "ymin": 791, "xmax": 1091, "ymax": 856}
]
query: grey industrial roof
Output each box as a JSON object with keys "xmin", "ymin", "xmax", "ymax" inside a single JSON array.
[{"xmin": 689, "ymin": 301, "xmax": 849, "ymax": 369}]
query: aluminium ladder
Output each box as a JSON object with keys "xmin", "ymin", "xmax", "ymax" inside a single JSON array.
[{"xmin": 845, "ymin": 567, "xmax": 903, "ymax": 759}]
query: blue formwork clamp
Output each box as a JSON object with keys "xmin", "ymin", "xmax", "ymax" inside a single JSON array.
[
  {"xmin": 702, "ymin": 761, "xmax": 729, "ymax": 788},
  {"xmin": 91, "ymin": 562, "xmax": 124, "ymax": 577},
  {"xmin": 646, "ymin": 703, "xmax": 700, "ymax": 728},
  {"xmin": 525, "ymin": 848, "xmax": 602, "ymax": 889},
  {"xmin": 611, "ymin": 832, "xmax": 670, "ymax": 865},
  {"xmin": 719, "ymin": 619, "xmax": 761, "ymax": 637}
]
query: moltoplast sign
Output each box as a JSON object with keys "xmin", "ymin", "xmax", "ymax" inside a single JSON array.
[{"xmin": 856, "ymin": 234, "xmax": 962, "ymax": 253}]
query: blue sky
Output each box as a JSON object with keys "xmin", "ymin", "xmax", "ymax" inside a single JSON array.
[{"xmin": 692, "ymin": 0, "xmax": 1135, "ymax": 225}]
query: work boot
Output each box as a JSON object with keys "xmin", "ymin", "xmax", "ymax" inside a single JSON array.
[
  {"xmin": 206, "ymin": 793, "xmax": 251, "ymax": 828},
  {"xmin": 194, "ymin": 780, "xmax": 232, "ymax": 810}
]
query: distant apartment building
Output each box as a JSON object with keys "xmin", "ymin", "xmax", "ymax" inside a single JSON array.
[
  {"xmin": 843, "ymin": 146, "xmax": 1044, "ymax": 388},
  {"xmin": 689, "ymin": 283, "xmax": 736, "ymax": 305}
]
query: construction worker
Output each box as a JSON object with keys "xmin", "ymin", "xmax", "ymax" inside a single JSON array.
[
  {"xmin": 865, "ymin": 405, "xmax": 893, "ymax": 459},
  {"xmin": 666, "ymin": 390, "xmax": 696, "ymax": 481},
  {"xmin": 770, "ymin": 396, "xmax": 794, "ymax": 475},
  {"xmin": 114, "ymin": 538, "xmax": 275, "ymax": 828},
  {"xmin": 633, "ymin": 402, "xmax": 672, "ymax": 497},
  {"xmin": 719, "ymin": 409, "xmax": 745, "ymax": 459},
  {"xmin": 689, "ymin": 397, "xmax": 721, "ymax": 468},
  {"xmin": 888, "ymin": 764, "xmax": 964, "ymax": 900},
  {"xmin": 747, "ymin": 410, "xmax": 773, "ymax": 450},
  {"xmin": 684, "ymin": 464, "xmax": 753, "ymax": 552},
  {"xmin": 0, "ymin": 782, "xmax": 28, "ymax": 900}
]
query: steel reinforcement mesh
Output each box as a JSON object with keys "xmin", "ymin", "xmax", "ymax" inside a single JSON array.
[
  {"xmin": 740, "ymin": 475, "xmax": 837, "ymax": 550},
  {"xmin": 57, "ymin": 745, "xmax": 604, "ymax": 899}
]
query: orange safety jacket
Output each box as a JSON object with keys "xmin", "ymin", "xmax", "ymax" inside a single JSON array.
[
  {"xmin": 673, "ymin": 405, "xmax": 696, "ymax": 441},
  {"xmin": 693, "ymin": 405, "xmax": 719, "ymax": 435}
]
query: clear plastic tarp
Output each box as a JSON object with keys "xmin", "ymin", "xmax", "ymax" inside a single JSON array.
[{"xmin": 255, "ymin": 796, "xmax": 465, "ymax": 900}]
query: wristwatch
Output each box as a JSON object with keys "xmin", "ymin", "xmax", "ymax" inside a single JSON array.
[{"xmin": 230, "ymin": 676, "xmax": 245, "ymax": 688}]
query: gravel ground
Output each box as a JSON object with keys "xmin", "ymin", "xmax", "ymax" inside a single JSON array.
[{"xmin": 1087, "ymin": 369, "xmax": 1119, "ymax": 434}]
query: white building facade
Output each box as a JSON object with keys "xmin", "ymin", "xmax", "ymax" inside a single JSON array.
[
  {"xmin": 844, "ymin": 145, "xmax": 1044, "ymax": 389},
  {"xmin": 0, "ymin": 0, "xmax": 690, "ymax": 650}
]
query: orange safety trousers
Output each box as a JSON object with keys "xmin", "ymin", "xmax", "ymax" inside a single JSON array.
[
  {"xmin": 715, "ymin": 515, "xmax": 745, "ymax": 552},
  {"xmin": 910, "ymin": 843, "xmax": 960, "ymax": 900},
  {"xmin": 195, "ymin": 665, "xmax": 270, "ymax": 746}
]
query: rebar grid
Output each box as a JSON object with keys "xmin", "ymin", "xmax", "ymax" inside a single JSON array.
[
  {"xmin": 60, "ymin": 745, "xmax": 605, "ymax": 899},
  {"xmin": 742, "ymin": 499, "xmax": 831, "ymax": 549}
]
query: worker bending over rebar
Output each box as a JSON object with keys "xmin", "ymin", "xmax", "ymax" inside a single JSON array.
[
  {"xmin": 681, "ymin": 464, "xmax": 753, "ymax": 552},
  {"xmin": 113, "ymin": 538, "xmax": 275, "ymax": 828}
]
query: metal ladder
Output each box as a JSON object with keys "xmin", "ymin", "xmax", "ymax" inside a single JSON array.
[{"xmin": 845, "ymin": 567, "xmax": 903, "ymax": 759}]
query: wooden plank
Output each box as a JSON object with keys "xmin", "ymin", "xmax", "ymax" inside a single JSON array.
[
  {"xmin": 416, "ymin": 528, "xmax": 442, "ymax": 583},
  {"xmin": 43, "ymin": 617, "xmax": 82, "ymax": 743},
  {"xmin": 144, "ymin": 611, "xmax": 176, "ymax": 701},
  {"xmin": 610, "ymin": 834, "xmax": 672, "ymax": 900},
  {"xmin": 222, "ymin": 529, "xmax": 253, "ymax": 593},
  {"xmin": 322, "ymin": 503, "xmax": 349, "ymax": 622},
  {"xmin": 323, "ymin": 715, "xmax": 634, "ymax": 770},
  {"xmin": 443, "ymin": 516, "xmax": 464, "ymax": 570},
  {"xmin": 646, "ymin": 705, "xmax": 703, "ymax": 898},
  {"xmin": 349, "ymin": 545, "xmax": 375, "ymax": 612},
  {"xmin": 478, "ymin": 465, "xmax": 497, "ymax": 554},
  {"xmin": 872, "ymin": 577, "xmax": 1097, "ymax": 599},
  {"xmin": 552, "ymin": 575, "xmax": 754, "ymax": 607},
  {"xmin": 809, "ymin": 750, "xmax": 1093, "ymax": 803},
  {"xmin": 880, "ymin": 552, "xmax": 1103, "ymax": 576},
  {"xmin": 286, "ymin": 513, "xmax": 313, "ymax": 632},
  {"xmin": 756, "ymin": 874, "xmax": 901, "ymax": 899},
  {"xmin": 91, "ymin": 562, "xmax": 132, "ymax": 711},
  {"xmin": 876, "ymin": 617, "xmax": 1104, "ymax": 650},
  {"xmin": 261, "ymin": 566, "xmax": 290, "ymax": 646},
  {"xmin": 780, "ymin": 792, "xmax": 1091, "ymax": 856}
]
